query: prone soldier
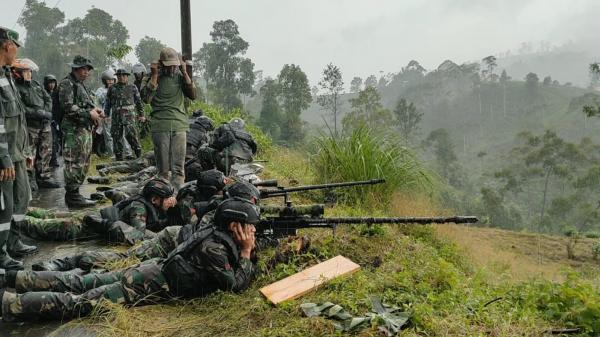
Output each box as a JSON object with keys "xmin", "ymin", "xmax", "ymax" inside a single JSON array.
[
  {"xmin": 210, "ymin": 118, "xmax": 257, "ymax": 175},
  {"xmin": 0, "ymin": 198, "xmax": 259, "ymax": 322}
]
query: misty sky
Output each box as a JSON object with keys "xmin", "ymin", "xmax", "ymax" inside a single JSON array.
[{"xmin": 2, "ymin": 0, "xmax": 599, "ymax": 85}]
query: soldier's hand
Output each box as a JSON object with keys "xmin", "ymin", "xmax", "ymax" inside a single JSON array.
[
  {"xmin": 0, "ymin": 167, "xmax": 16, "ymax": 182},
  {"xmin": 161, "ymin": 196, "xmax": 177, "ymax": 211},
  {"xmin": 232, "ymin": 222, "xmax": 256, "ymax": 258},
  {"xmin": 138, "ymin": 116, "xmax": 146, "ymax": 123},
  {"xmin": 90, "ymin": 108, "xmax": 100, "ymax": 122},
  {"xmin": 26, "ymin": 157, "xmax": 34, "ymax": 170}
]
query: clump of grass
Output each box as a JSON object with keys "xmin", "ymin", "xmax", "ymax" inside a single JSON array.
[{"xmin": 310, "ymin": 125, "xmax": 433, "ymax": 206}]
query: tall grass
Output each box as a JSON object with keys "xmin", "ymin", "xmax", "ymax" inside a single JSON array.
[{"xmin": 310, "ymin": 125, "xmax": 433, "ymax": 206}]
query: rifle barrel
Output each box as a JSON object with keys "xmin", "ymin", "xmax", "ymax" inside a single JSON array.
[
  {"xmin": 259, "ymin": 215, "xmax": 478, "ymax": 228},
  {"xmin": 260, "ymin": 178, "xmax": 385, "ymax": 198}
]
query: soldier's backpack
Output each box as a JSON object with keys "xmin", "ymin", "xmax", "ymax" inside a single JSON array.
[{"xmin": 162, "ymin": 227, "xmax": 238, "ymax": 298}]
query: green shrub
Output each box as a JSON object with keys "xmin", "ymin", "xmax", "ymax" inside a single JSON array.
[
  {"xmin": 310, "ymin": 125, "xmax": 433, "ymax": 206},
  {"xmin": 593, "ymin": 241, "xmax": 600, "ymax": 260},
  {"xmin": 584, "ymin": 231, "xmax": 600, "ymax": 239}
]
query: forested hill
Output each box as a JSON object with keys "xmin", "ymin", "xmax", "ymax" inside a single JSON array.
[{"xmin": 300, "ymin": 60, "xmax": 597, "ymax": 165}]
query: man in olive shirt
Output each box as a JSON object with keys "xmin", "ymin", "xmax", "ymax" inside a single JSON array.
[
  {"xmin": 0, "ymin": 27, "xmax": 38, "ymax": 270},
  {"xmin": 142, "ymin": 47, "xmax": 196, "ymax": 189}
]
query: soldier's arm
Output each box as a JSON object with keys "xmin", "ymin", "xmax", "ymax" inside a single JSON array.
[
  {"xmin": 58, "ymin": 80, "xmax": 91, "ymax": 120},
  {"xmin": 180, "ymin": 73, "xmax": 196, "ymax": 100},
  {"xmin": 16, "ymin": 86, "xmax": 38, "ymax": 119},
  {"xmin": 125, "ymin": 201, "xmax": 148, "ymax": 232},
  {"xmin": 0, "ymin": 108, "xmax": 12, "ymax": 169},
  {"xmin": 132, "ymin": 85, "xmax": 144, "ymax": 116},
  {"xmin": 200, "ymin": 240, "xmax": 255, "ymax": 293}
]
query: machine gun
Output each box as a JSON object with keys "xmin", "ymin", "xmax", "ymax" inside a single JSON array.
[
  {"xmin": 258, "ymin": 178, "xmax": 385, "ymax": 203},
  {"xmin": 257, "ymin": 214, "xmax": 479, "ymax": 238}
]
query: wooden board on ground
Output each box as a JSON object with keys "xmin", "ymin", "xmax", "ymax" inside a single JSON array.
[{"xmin": 260, "ymin": 255, "xmax": 361, "ymax": 305}]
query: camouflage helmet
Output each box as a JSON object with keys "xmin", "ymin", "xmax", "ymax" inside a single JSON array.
[
  {"xmin": 101, "ymin": 69, "xmax": 115, "ymax": 81},
  {"xmin": 132, "ymin": 63, "xmax": 146, "ymax": 74},
  {"xmin": 224, "ymin": 180, "xmax": 260, "ymax": 204},
  {"xmin": 159, "ymin": 47, "xmax": 180, "ymax": 66},
  {"xmin": 229, "ymin": 118, "xmax": 245, "ymax": 130},
  {"xmin": 214, "ymin": 198, "xmax": 260, "ymax": 229},
  {"xmin": 142, "ymin": 177, "xmax": 175, "ymax": 199},
  {"xmin": 69, "ymin": 55, "xmax": 94, "ymax": 70}
]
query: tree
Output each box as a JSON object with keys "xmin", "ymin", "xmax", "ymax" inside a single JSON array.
[
  {"xmin": 525, "ymin": 72, "xmax": 539, "ymax": 90},
  {"xmin": 589, "ymin": 62, "xmax": 600, "ymax": 90},
  {"xmin": 500, "ymin": 131, "xmax": 584, "ymax": 231},
  {"xmin": 135, "ymin": 36, "xmax": 166, "ymax": 66},
  {"xmin": 393, "ymin": 98, "xmax": 422, "ymax": 143},
  {"xmin": 482, "ymin": 55, "xmax": 497, "ymax": 81},
  {"xmin": 499, "ymin": 69, "xmax": 510, "ymax": 117},
  {"xmin": 193, "ymin": 19, "xmax": 255, "ymax": 111},
  {"xmin": 18, "ymin": 0, "xmax": 66, "ymax": 78},
  {"xmin": 258, "ymin": 78, "xmax": 282, "ymax": 139},
  {"xmin": 423, "ymin": 128, "xmax": 465, "ymax": 187},
  {"xmin": 543, "ymin": 76, "xmax": 552, "ymax": 86},
  {"xmin": 350, "ymin": 77, "xmax": 362, "ymax": 93},
  {"xmin": 277, "ymin": 64, "xmax": 312, "ymax": 143},
  {"xmin": 584, "ymin": 63, "xmax": 600, "ymax": 117},
  {"xmin": 60, "ymin": 7, "xmax": 129, "ymax": 74},
  {"xmin": 364, "ymin": 75, "xmax": 377, "ymax": 88},
  {"xmin": 343, "ymin": 86, "xmax": 391, "ymax": 131},
  {"xmin": 317, "ymin": 63, "xmax": 344, "ymax": 136}
]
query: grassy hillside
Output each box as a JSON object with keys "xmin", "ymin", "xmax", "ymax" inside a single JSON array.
[{"xmin": 50, "ymin": 142, "xmax": 600, "ymax": 337}]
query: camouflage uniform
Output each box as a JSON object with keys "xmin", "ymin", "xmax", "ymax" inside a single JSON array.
[
  {"xmin": 1, "ymin": 227, "xmax": 256, "ymax": 322},
  {"xmin": 14, "ymin": 79, "xmax": 53, "ymax": 182},
  {"xmin": 19, "ymin": 207, "xmax": 87, "ymax": 241},
  {"xmin": 105, "ymin": 82, "xmax": 144, "ymax": 160},
  {"xmin": 58, "ymin": 72, "xmax": 95, "ymax": 192},
  {"xmin": 0, "ymin": 62, "xmax": 34, "ymax": 269}
]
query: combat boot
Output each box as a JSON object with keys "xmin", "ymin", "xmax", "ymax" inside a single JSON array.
[
  {"xmin": 65, "ymin": 187, "xmax": 97, "ymax": 208},
  {"xmin": 83, "ymin": 214, "xmax": 110, "ymax": 233},
  {"xmin": 27, "ymin": 170, "xmax": 38, "ymax": 192},
  {"xmin": 134, "ymin": 147, "xmax": 142, "ymax": 159},
  {"xmin": 0, "ymin": 231, "xmax": 23, "ymax": 270},
  {"xmin": 7, "ymin": 227, "xmax": 38, "ymax": 256},
  {"xmin": 37, "ymin": 177, "xmax": 61, "ymax": 189}
]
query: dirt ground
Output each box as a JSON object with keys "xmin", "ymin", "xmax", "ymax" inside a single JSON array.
[{"xmin": 435, "ymin": 224, "xmax": 600, "ymax": 283}]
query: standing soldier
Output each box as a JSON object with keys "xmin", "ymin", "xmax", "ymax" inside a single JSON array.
[
  {"xmin": 142, "ymin": 47, "xmax": 196, "ymax": 189},
  {"xmin": 59, "ymin": 55, "xmax": 105, "ymax": 208},
  {"xmin": 106, "ymin": 68, "xmax": 144, "ymax": 161},
  {"xmin": 44, "ymin": 74, "xmax": 61, "ymax": 168},
  {"xmin": 93, "ymin": 69, "xmax": 116, "ymax": 158},
  {"xmin": 132, "ymin": 63, "xmax": 146, "ymax": 93},
  {"xmin": 0, "ymin": 27, "xmax": 38, "ymax": 270},
  {"xmin": 12, "ymin": 59, "xmax": 60, "ymax": 190}
]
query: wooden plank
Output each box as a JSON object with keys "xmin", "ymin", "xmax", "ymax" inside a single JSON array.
[{"xmin": 260, "ymin": 255, "xmax": 361, "ymax": 305}]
